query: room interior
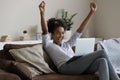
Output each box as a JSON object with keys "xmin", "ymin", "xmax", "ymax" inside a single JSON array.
[
  {"xmin": 0, "ymin": 0, "xmax": 120, "ymax": 41},
  {"xmin": 0, "ymin": 0, "xmax": 120, "ymax": 80}
]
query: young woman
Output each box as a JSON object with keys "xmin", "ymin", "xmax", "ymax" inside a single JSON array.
[{"xmin": 39, "ymin": 1, "xmax": 120, "ymax": 80}]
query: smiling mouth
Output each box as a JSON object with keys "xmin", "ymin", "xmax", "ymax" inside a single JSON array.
[
  {"xmin": 58, "ymin": 38, "xmax": 62, "ymax": 41},
  {"xmin": 58, "ymin": 38, "xmax": 64, "ymax": 42}
]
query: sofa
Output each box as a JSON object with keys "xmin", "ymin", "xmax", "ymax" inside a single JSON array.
[{"xmin": 0, "ymin": 43, "xmax": 99, "ymax": 80}]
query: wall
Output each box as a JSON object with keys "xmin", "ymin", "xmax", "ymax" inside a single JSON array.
[
  {"xmin": 1, "ymin": 0, "xmax": 120, "ymax": 41},
  {"xmin": 0, "ymin": 0, "xmax": 92, "ymax": 41},
  {"xmin": 0, "ymin": 0, "xmax": 39, "ymax": 40},
  {"xmin": 94, "ymin": 0, "xmax": 120, "ymax": 39}
]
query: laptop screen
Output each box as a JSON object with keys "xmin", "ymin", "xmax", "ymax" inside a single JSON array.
[{"xmin": 74, "ymin": 38, "xmax": 95, "ymax": 56}]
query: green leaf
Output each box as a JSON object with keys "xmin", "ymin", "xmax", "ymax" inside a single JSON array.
[
  {"xmin": 60, "ymin": 9, "xmax": 77, "ymax": 30},
  {"xmin": 70, "ymin": 13, "xmax": 77, "ymax": 20}
]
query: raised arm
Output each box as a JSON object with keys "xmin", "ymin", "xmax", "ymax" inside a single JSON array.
[
  {"xmin": 39, "ymin": 1, "xmax": 48, "ymax": 34},
  {"xmin": 77, "ymin": 2, "xmax": 97, "ymax": 33}
]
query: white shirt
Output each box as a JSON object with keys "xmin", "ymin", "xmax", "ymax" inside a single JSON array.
[{"xmin": 42, "ymin": 32, "xmax": 82, "ymax": 68}]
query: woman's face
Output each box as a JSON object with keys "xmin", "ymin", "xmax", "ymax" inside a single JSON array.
[{"xmin": 52, "ymin": 27, "xmax": 65, "ymax": 46}]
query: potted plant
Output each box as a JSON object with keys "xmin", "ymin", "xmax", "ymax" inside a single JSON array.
[
  {"xmin": 60, "ymin": 9, "xmax": 77, "ymax": 40},
  {"xmin": 61, "ymin": 9, "xmax": 77, "ymax": 31}
]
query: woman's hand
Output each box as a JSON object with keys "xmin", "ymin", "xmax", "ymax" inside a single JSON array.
[
  {"xmin": 39, "ymin": 1, "xmax": 48, "ymax": 34},
  {"xmin": 90, "ymin": 2, "xmax": 97, "ymax": 13},
  {"xmin": 39, "ymin": 1, "xmax": 45, "ymax": 15}
]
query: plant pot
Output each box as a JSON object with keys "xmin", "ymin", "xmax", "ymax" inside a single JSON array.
[{"xmin": 64, "ymin": 30, "xmax": 72, "ymax": 40}]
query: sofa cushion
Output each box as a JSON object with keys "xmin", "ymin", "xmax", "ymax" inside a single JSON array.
[
  {"xmin": 0, "ymin": 59, "xmax": 32, "ymax": 80},
  {"xmin": 9, "ymin": 44, "xmax": 54, "ymax": 77},
  {"xmin": 3, "ymin": 44, "xmax": 37, "ymax": 60},
  {"xmin": 0, "ymin": 59, "xmax": 11, "ymax": 71},
  {"xmin": 0, "ymin": 69, "xmax": 21, "ymax": 80},
  {"xmin": 10, "ymin": 61, "xmax": 32, "ymax": 80}
]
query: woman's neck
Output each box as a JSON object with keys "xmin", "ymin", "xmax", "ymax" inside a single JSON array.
[{"xmin": 53, "ymin": 41, "xmax": 62, "ymax": 46}]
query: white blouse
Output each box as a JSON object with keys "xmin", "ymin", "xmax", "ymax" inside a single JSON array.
[{"xmin": 42, "ymin": 32, "xmax": 82, "ymax": 68}]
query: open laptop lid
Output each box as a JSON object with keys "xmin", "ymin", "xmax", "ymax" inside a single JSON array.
[{"xmin": 74, "ymin": 38, "xmax": 95, "ymax": 56}]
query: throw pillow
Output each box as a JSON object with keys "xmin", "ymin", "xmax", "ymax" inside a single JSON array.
[
  {"xmin": 9, "ymin": 44, "xmax": 54, "ymax": 77},
  {"xmin": 3, "ymin": 44, "xmax": 37, "ymax": 60},
  {"xmin": 0, "ymin": 59, "xmax": 32, "ymax": 80},
  {"xmin": 10, "ymin": 61, "xmax": 32, "ymax": 80},
  {"xmin": 0, "ymin": 59, "xmax": 11, "ymax": 70}
]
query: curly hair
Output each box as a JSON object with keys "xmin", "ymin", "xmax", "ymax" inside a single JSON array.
[{"xmin": 47, "ymin": 18, "xmax": 67, "ymax": 33}]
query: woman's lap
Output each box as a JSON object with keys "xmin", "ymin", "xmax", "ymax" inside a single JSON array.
[{"xmin": 58, "ymin": 50, "xmax": 107, "ymax": 74}]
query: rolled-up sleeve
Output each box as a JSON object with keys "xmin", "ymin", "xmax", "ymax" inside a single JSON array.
[{"xmin": 67, "ymin": 32, "xmax": 82, "ymax": 47}]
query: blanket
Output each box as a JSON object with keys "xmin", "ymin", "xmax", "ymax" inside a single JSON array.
[{"xmin": 97, "ymin": 38, "xmax": 120, "ymax": 73}]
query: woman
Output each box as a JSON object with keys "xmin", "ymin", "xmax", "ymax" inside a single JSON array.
[{"xmin": 39, "ymin": 1, "xmax": 120, "ymax": 80}]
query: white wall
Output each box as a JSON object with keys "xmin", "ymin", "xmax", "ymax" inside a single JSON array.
[
  {"xmin": 0, "ymin": 0, "xmax": 39, "ymax": 40},
  {"xmin": 94, "ymin": 0, "xmax": 120, "ymax": 39},
  {"xmin": 0, "ymin": 0, "xmax": 91, "ymax": 41},
  {"xmin": 1, "ymin": 0, "xmax": 120, "ymax": 41}
]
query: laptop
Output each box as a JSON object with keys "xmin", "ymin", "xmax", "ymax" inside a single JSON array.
[{"xmin": 74, "ymin": 38, "xmax": 95, "ymax": 56}]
